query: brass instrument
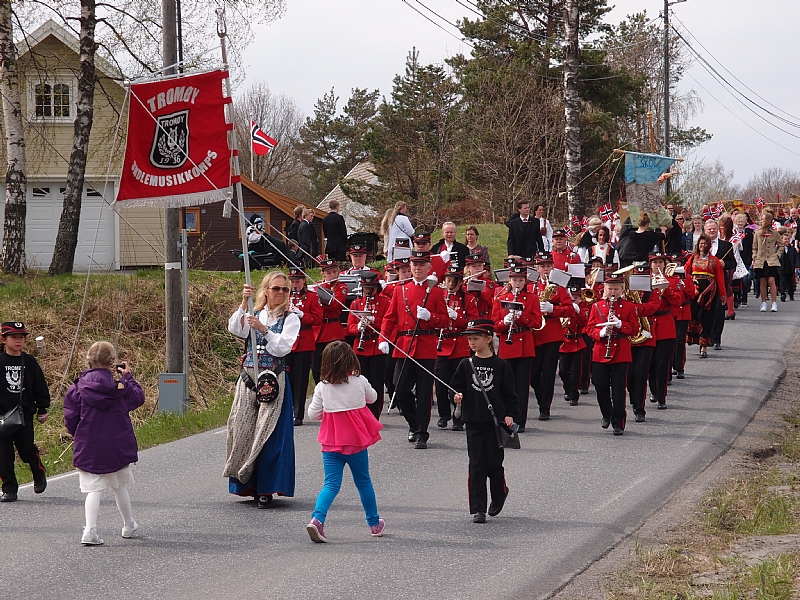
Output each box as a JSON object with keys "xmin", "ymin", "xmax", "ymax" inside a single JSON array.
[
  {"xmin": 604, "ymin": 295, "xmax": 616, "ymax": 359},
  {"xmin": 532, "ymin": 282, "xmax": 558, "ymax": 331},
  {"xmin": 625, "ymin": 288, "xmax": 652, "ymax": 345},
  {"xmin": 580, "ymin": 288, "xmax": 597, "ymax": 304},
  {"xmin": 356, "ymin": 294, "xmax": 376, "ymax": 352},
  {"xmin": 585, "ymin": 266, "xmax": 601, "ymax": 289},
  {"xmin": 651, "ymin": 268, "xmax": 669, "ymax": 290},
  {"xmin": 437, "ymin": 291, "xmax": 455, "ymax": 351},
  {"xmin": 664, "ymin": 262, "xmax": 678, "ymax": 277},
  {"xmin": 505, "ymin": 288, "xmax": 521, "ymax": 345}
]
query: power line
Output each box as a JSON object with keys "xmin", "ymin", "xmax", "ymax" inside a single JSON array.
[{"xmin": 401, "ymin": 0, "xmax": 474, "ymax": 48}]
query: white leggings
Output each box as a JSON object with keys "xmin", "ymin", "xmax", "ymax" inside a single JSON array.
[{"xmin": 84, "ymin": 484, "xmax": 134, "ymax": 530}]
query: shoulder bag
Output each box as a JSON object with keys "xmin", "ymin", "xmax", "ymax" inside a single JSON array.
[
  {"xmin": 0, "ymin": 355, "xmax": 25, "ymax": 438},
  {"xmin": 467, "ymin": 357, "xmax": 520, "ymax": 450}
]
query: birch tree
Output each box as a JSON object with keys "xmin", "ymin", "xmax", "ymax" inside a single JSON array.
[{"xmin": 563, "ymin": 0, "xmax": 583, "ymax": 222}]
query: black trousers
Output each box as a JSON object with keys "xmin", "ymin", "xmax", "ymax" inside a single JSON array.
[
  {"xmin": 506, "ymin": 357, "xmax": 533, "ymax": 428},
  {"xmin": 358, "ymin": 354, "xmax": 385, "ymax": 420},
  {"xmin": 559, "ymin": 350, "xmax": 583, "ymax": 403},
  {"xmin": 531, "ymin": 341, "xmax": 561, "ymax": 416},
  {"xmin": 395, "ymin": 358, "xmax": 435, "ymax": 441},
  {"xmin": 649, "ymin": 338, "xmax": 675, "ymax": 405},
  {"xmin": 0, "ymin": 413, "xmax": 46, "ymax": 494},
  {"xmin": 466, "ymin": 426, "xmax": 506, "ymax": 515},
  {"xmin": 673, "ymin": 320, "xmax": 688, "ymax": 373},
  {"xmin": 285, "ymin": 350, "xmax": 313, "ymax": 422},
  {"xmin": 385, "ymin": 357, "xmax": 399, "ymax": 405},
  {"xmin": 580, "ymin": 335, "xmax": 593, "ymax": 390},
  {"xmin": 435, "ymin": 356, "xmax": 461, "ymax": 423},
  {"xmin": 592, "ymin": 362, "xmax": 628, "ymax": 430},
  {"xmin": 628, "ymin": 346, "xmax": 652, "ymax": 416},
  {"xmin": 710, "ymin": 298, "xmax": 725, "ymax": 345},
  {"xmin": 312, "ymin": 341, "xmax": 333, "ymax": 384}
]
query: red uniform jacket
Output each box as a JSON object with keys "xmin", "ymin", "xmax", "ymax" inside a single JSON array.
[
  {"xmin": 380, "ymin": 280, "xmax": 448, "ymax": 359},
  {"xmin": 552, "ymin": 248, "xmax": 581, "ymax": 272},
  {"xmin": 560, "ymin": 300, "xmax": 588, "ymax": 353},
  {"xmin": 532, "ymin": 282, "xmax": 577, "ymax": 346},
  {"xmin": 430, "ymin": 255, "xmax": 449, "ymax": 282},
  {"xmin": 492, "ymin": 288, "xmax": 542, "ymax": 359},
  {"xmin": 437, "ymin": 289, "xmax": 479, "ymax": 359},
  {"xmin": 649, "ymin": 277, "xmax": 682, "ymax": 340},
  {"xmin": 587, "ymin": 298, "xmax": 639, "ymax": 363},
  {"xmin": 290, "ymin": 289, "xmax": 323, "ymax": 352},
  {"xmin": 675, "ymin": 272, "xmax": 696, "ymax": 321},
  {"xmin": 314, "ymin": 281, "xmax": 349, "ymax": 343},
  {"xmin": 467, "ymin": 278, "xmax": 498, "ymax": 318},
  {"xmin": 346, "ymin": 293, "xmax": 391, "ymax": 357}
]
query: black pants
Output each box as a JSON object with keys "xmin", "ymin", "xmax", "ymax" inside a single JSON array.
[
  {"xmin": 506, "ymin": 357, "xmax": 533, "ymax": 428},
  {"xmin": 628, "ymin": 346, "xmax": 652, "ymax": 416},
  {"xmin": 649, "ymin": 338, "xmax": 674, "ymax": 405},
  {"xmin": 559, "ymin": 350, "xmax": 583, "ymax": 403},
  {"xmin": 592, "ymin": 362, "xmax": 628, "ymax": 430},
  {"xmin": 710, "ymin": 298, "xmax": 725, "ymax": 345},
  {"xmin": 0, "ymin": 413, "xmax": 46, "ymax": 494},
  {"xmin": 579, "ymin": 335, "xmax": 593, "ymax": 390},
  {"xmin": 466, "ymin": 426, "xmax": 506, "ymax": 515},
  {"xmin": 285, "ymin": 350, "xmax": 313, "ymax": 422},
  {"xmin": 435, "ymin": 356, "xmax": 461, "ymax": 423},
  {"xmin": 358, "ymin": 354, "xmax": 385, "ymax": 420},
  {"xmin": 385, "ymin": 357, "xmax": 399, "ymax": 405},
  {"xmin": 395, "ymin": 358, "xmax": 435, "ymax": 441},
  {"xmin": 673, "ymin": 320, "xmax": 688, "ymax": 373},
  {"xmin": 531, "ymin": 341, "xmax": 561, "ymax": 416},
  {"xmin": 312, "ymin": 341, "xmax": 333, "ymax": 384}
]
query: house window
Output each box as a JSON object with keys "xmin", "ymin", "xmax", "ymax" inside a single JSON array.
[
  {"xmin": 33, "ymin": 81, "xmax": 72, "ymax": 119},
  {"xmin": 32, "ymin": 187, "xmax": 50, "ymax": 197},
  {"xmin": 184, "ymin": 208, "xmax": 200, "ymax": 235}
]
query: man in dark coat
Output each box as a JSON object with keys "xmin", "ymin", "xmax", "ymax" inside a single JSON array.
[
  {"xmin": 705, "ymin": 219, "xmax": 734, "ymax": 349},
  {"xmin": 506, "ymin": 199, "xmax": 544, "ymax": 259},
  {"xmin": 322, "ymin": 199, "xmax": 348, "ymax": 262},
  {"xmin": 298, "ymin": 209, "xmax": 319, "ymax": 267},
  {"xmin": 286, "ymin": 205, "xmax": 304, "ymax": 242},
  {"xmin": 431, "ymin": 221, "xmax": 470, "ymax": 268}
]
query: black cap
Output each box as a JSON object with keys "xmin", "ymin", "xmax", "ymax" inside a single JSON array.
[
  {"xmin": 465, "ymin": 253, "xmax": 485, "ymax": 265},
  {"xmin": 604, "ymin": 269, "xmax": 625, "ymax": 283},
  {"xmin": 349, "ymin": 243, "xmax": 367, "ymax": 255},
  {"xmin": 535, "ymin": 252, "xmax": 553, "ymax": 265},
  {"xmin": 394, "ymin": 238, "xmax": 411, "ymax": 248},
  {"xmin": 412, "ymin": 232, "xmax": 432, "ymax": 243},
  {"xmin": 1, "ymin": 321, "xmax": 27, "ymax": 336},
  {"xmin": 445, "ymin": 266, "xmax": 464, "ymax": 279},
  {"xmin": 509, "ymin": 266, "xmax": 527, "ymax": 276},
  {"xmin": 287, "ymin": 267, "xmax": 306, "ymax": 279},
  {"xmin": 410, "ymin": 250, "xmax": 431, "ymax": 263},
  {"xmin": 318, "ymin": 258, "xmax": 339, "ymax": 271},
  {"xmin": 392, "ymin": 257, "xmax": 411, "ymax": 268},
  {"xmin": 360, "ymin": 271, "xmax": 381, "ymax": 286},
  {"xmin": 552, "ymin": 228, "xmax": 569, "ymax": 238},
  {"xmin": 465, "ymin": 319, "xmax": 495, "ymax": 335},
  {"xmin": 648, "ymin": 252, "xmax": 668, "ymax": 262}
]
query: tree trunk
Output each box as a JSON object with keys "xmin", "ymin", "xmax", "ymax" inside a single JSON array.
[
  {"xmin": 563, "ymin": 0, "xmax": 584, "ymax": 224},
  {"xmin": 49, "ymin": 0, "xmax": 97, "ymax": 275},
  {"xmin": 0, "ymin": 0, "xmax": 27, "ymax": 275}
]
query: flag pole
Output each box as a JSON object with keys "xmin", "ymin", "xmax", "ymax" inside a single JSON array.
[
  {"xmin": 250, "ymin": 113, "xmax": 255, "ymax": 181},
  {"xmin": 218, "ymin": 9, "xmax": 260, "ymax": 385}
]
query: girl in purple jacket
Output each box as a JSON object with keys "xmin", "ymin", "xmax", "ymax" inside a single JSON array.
[{"xmin": 64, "ymin": 341, "xmax": 145, "ymax": 546}]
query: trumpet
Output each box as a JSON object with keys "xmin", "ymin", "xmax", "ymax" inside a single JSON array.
[
  {"xmin": 505, "ymin": 288, "xmax": 521, "ymax": 345},
  {"xmin": 651, "ymin": 268, "xmax": 669, "ymax": 290},
  {"xmin": 604, "ymin": 295, "xmax": 616, "ymax": 359}
]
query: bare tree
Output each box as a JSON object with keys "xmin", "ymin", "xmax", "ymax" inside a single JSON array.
[{"xmin": 0, "ymin": 0, "xmax": 26, "ymax": 274}]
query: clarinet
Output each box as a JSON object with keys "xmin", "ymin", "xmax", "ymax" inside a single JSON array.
[
  {"xmin": 356, "ymin": 295, "xmax": 374, "ymax": 352},
  {"xmin": 505, "ymin": 287, "xmax": 521, "ymax": 345},
  {"xmin": 437, "ymin": 290, "xmax": 454, "ymax": 351},
  {"xmin": 289, "ymin": 290, "xmax": 299, "ymax": 312},
  {"xmin": 604, "ymin": 294, "xmax": 616, "ymax": 359}
]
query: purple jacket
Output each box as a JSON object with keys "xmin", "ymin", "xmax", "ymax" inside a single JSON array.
[{"xmin": 63, "ymin": 368, "xmax": 145, "ymax": 474}]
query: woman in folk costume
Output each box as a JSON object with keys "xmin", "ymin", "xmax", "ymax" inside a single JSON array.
[
  {"xmin": 685, "ymin": 234, "xmax": 726, "ymax": 358},
  {"xmin": 225, "ymin": 271, "xmax": 301, "ymax": 508}
]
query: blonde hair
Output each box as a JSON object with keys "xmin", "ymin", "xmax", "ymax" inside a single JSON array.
[
  {"xmin": 254, "ymin": 271, "xmax": 290, "ymax": 314},
  {"xmin": 380, "ymin": 201, "xmax": 407, "ymax": 239},
  {"xmin": 87, "ymin": 341, "xmax": 116, "ymax": 371}
]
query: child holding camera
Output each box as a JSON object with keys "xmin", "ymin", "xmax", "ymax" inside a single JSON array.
[{"xmin": 64, "ymin": 341, "xmax": 145, "ymax": 546}]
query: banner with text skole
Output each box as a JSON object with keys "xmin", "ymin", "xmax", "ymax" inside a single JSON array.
[
  {"xmin": 624, "ymin": 151, "xmax": 678, "ymax": 228},
  {"xmin": 115, "ymin": 70, "xmax": 234, "ymax": 208}
]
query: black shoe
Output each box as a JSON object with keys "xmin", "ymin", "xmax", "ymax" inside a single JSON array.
[
  {"xmin": 677, "ymin": 371, "xmax": 685, "ymax": 379},
  {"xmin": 700, "ymin": 351, "xmax": 708, "ymax": 358},
  {"xmin": 0, "ymin": 492, "xmax": 17, "ymax": 502},
  {"xmin": 781, "ymin": 295, "xmax": 786, "ymax": 302},
  {"xmin": 437, "ymin": 418, "xmax": 448, "ymax": 429},
  {"xmin": 601, "ymin": 418, "xmax": 610, "ymax": 429},
  {"xmin": 564, "ymin": 393, "xmax": 569, "ymax": 401},
  {"xmin": 257, "ymin": 495, "xmax": 273, "ymax": 509},
  {"xmin": 569, "ymin": 398, "xmax": 579, "ymax": 406},
  {"xmin": 293, "ymin": 418, "xmax": 303, "ymax": 426},
  {"xmin": 451, "ymin": 421, "xmax": 464, "ymax": 432},
  {"xmin": 635, "ymin": 413, "xmax": 646, "ymax": 423},
  {"xmin": 488, "ymin": 488, "xmax": 509, "ymax": 517},
  {"xmin": 414, "ymin": 438, "xmax": 428, "ymax": 449},
  {"xmin": 407, "ymin": 431, "xmax": 418, "ymax": 443},
  {"xmin": 473, "ymin": 512, "xmax": 486, "ymax": 523},
  {"xmin": 672, "ymin": 369, "xmax": 678, "ymax": 375},
  {"xmin": 517, "ymin": 426, "xmax": 525, "ymax": 433},
  {"xmin": 649, "ymin": 394, "xmax": 656, "ymax": 403},
  {"xmin": 579, "ymin": 388, "xmax": 590, "ymax": 395},
  {"xmin": 791, "ymin": 295, "xmax": 795, "ymax": 301},
  {"xmin": 538, "ymin": 412, "xmax": 550, "ymax": 421},
  {"xmin": 714, "ymin": 343, "xmax": 721, "ymax": 350},
  {"xmin": 657, "ymin": 402, "xmax": 667, "ymax": 410},
  {"xmin": 613, "ymin": 428, "xmax": 624, "ymax": 436},
  {"xmin": 34, "ymin": 478, "xmax": 47, "ymax": 494},
  {"xmin": 741, "ymin": 301, "xmax": 748, "ymax": 307}
]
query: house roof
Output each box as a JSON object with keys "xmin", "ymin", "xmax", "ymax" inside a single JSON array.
[
  {"xmin": 317, "ymin": 161, "xmax": 378, "ymax": 233},
  {"xmin": 17, "ymin": 19, "xmax": 122, "ymax": 84},
  {"xmin": 241, "ymin": 175, "xmax": 328, "ymax": 220}
]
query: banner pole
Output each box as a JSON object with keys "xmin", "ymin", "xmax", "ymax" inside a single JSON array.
[
  {"xmin": 250, "ymin": 113, "xmax": 255, "ymax": 181},
  {"xmin": 218, "ymin": 9, "xmax": 260, "ymax": 385}
]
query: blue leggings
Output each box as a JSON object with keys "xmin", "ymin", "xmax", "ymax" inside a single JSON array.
[{"xmin": 312, "ymin": 449, "xmax": 380, "ymax": 527}]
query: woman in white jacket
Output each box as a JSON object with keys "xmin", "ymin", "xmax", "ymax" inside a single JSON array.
[{"xmin": 381, "ymin": 201, "xmax": 415, "ymax": 261}]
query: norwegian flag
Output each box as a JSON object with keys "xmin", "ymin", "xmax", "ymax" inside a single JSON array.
[
  {"xmin": 571, "ymin": 215, "xmax": 581, "ymax": 231},
  {"xmin": 251, "ymin": 120, "xmax": 278, "ymax": 156},
  {"xmin": 772, "ymin": 220, "xmax": 781, "ymax": 231},
  {"xmin": 716, "ymin": 201, "xmax": 726, "ymax": 216},
  {"xmin": 566, "ymin": 240, "xmax": 575, "ymax": 252},
  {"xmin": 788, "ymin": 220, "xmax": 798, "ymax": 229},
  {"xmin": 756, "ymin": 197, "xmax": 765, "ymax": 209},
  {"xmin": 702, "ymin": 206, "xmax": 713, "ymax": 221},
  {"xmin": 599, "ymin": 203, "xmax": 614, "ymax": 221},
  {"xmin": 729, "ymin": 231, "xmax": 744, "ymax": 245}
]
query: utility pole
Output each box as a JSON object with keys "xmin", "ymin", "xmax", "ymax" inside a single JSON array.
[
  {"xmin": 663, "ymin": 0, "xmax": 671, "ymax": 196},
  {"xmin": 162, "ymin": 0, "xmax": 183, "ymax": 377}
]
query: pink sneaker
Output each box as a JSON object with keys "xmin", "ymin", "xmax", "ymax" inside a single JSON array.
[
  {"xmin": 306, "ymin": 518, "xmax": 327, "ymax": 543},
  {"xmin": 370, "ymin": 518, "xmax": 386, "ymax": 537}
]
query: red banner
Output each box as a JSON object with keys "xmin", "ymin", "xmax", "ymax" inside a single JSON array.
[{"xmin": 116, "ymin": 70, "xmax": 233, "ymax": 208}]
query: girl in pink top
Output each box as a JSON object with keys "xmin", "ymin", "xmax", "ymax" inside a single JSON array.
[{"xmin": 305, "ymin": 341, "xmax": 384, "ymax": 543}]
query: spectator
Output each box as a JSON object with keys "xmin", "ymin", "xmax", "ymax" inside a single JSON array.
[
  {"xmin": 618, "ymin": 212, "xmax": 666, "ymax": 266},
  {"xmin": 685, "ymin": 216, "xmax": 704, "ymax": 252},
  {"xmin": 464, "ymin": 225, "xmax": 490, "ymax": 265},
  {"xmin": 298, "ymin": 208, "xmax": 319, "ymax": 267},
  {"xmin": 432, "ymin": 221, "xmax": 470, "ymax": 268},
  {"xmin": 506, "ymin": 200, "xmax": 544, "ymax": 258},
  {"xmin": 778, "ymin": 229, "xmax": 799, "ymax": 301},
  {"xmin": 535, "ymin": 204, "xmax": 553, "ymax": 251},
  {"xmin": 287, "ymin": 205, "xmax": 304, "ymax": 242},
  {"xmin": 322, "ymin": 199, "xmax": 348, "ymax": 262},
  {"xmin": 380, "ymin": 201, "xmax": 415, "ymax": 261}
]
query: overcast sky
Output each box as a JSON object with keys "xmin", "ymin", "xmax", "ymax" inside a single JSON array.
[{"xmin": 241, "ymin": 0, "xmax": 800, "ymax": 186}]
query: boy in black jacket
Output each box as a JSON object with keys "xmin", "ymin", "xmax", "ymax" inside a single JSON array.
[
  {"xmin": 778, "ymin": 230, "xmax": 800, "ymax": 301},
  {"xmin": 451, "ymin": 319, "xmax": 518, "ymax": 523}
]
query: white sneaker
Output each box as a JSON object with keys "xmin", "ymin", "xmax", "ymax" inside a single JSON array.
[
  {"xmin": 760, "ymin": 302, "xmax": 767, "ymax": 312},
  {"xmin": 81, "ymin": 527, "xmax": 104, "ymax": 546},
  {"xmin": 122, "ymin": 521, "xmax": 139, "ymax": 539},
  {"xmin": 771, "ymin": 302, "xmax": 778, "ymax": 312}
]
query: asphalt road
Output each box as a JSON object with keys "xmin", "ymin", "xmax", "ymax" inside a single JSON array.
[{"xmin": 3, "ymin": 300, "xmax": 797, "ymax": 600}]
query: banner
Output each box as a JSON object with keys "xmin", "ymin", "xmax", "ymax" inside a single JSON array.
[
  {"xmin": 115, "ymin": 70, "xmax": 234, "ymax": 208},
  {"xmin": 624, "ymin": 151, "xmax": 678, "ymax": 228}
]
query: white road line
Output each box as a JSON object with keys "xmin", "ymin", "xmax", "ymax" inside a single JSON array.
[{"xmin": 683, "ymin": 423, "xmax": 711, "ymax": 448}]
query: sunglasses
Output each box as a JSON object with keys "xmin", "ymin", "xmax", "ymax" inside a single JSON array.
[{"xmin": 269, "ymin": 286, "xmax": 290, "ymax": 293}]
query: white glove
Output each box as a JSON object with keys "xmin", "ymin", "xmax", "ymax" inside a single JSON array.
[
  {"xmin": 503, "ymin": 312, "xmax": 515, "ymax": 325},
  {"xmin": 599, "ymin": 326, "xmax": 609, "ymax": 338},
  {"xmin": 447, "ymin": 308, "xmax": 458, "ymax": 320},
  {"xmin": 291, "ymin": 308, "xmax": 304, "ymax": 319},
  {"xmin": 378, "ymin": 341, "xmax": 390, "ymax": 354},
  {"xmin": 379, "ymin": 279, "xmax": 387, "ymax": 289},
  {"xmin": 416, "ymin": 306, "xmax": 431, "ymax": 321},
  {"xmin": 367, "ymin": 315, "xmax": 375, "ymax": 322},
  {"xmin": 572, "ymin": 303, "xmax": 580, "ymax": 314},
  {"xmin": 611, "ymin": 316, "xmax": 623, "ymax": 329},
  {"xmin": 641, "ymin": 330, "xmax": 653, "ymax": 339},
  {"xmin": 540, "ymin": 301, "xmax": 554, "ymax": 314},
  {"xmin": 439, "ymin": 250, "xmax": 451, "ymax": 263}
]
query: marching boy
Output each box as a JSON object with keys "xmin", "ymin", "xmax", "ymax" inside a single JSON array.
[{"xmin": 451, "ymin": 319, "xmax": 518, "ymax": 523}]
